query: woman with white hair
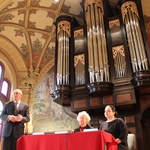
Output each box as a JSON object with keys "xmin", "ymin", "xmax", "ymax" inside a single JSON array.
[{"xmin": 73, "ymin": 111, "xmax": 93, "ymax": 132}]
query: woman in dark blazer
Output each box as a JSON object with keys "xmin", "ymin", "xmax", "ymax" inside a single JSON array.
[
  {"xmin": 99, "ymin": 105, "xmax": 128, "ymax": 150},
  {"xmin": 1, "ymin": 89, "xmax": 30, "ymax": 150}
]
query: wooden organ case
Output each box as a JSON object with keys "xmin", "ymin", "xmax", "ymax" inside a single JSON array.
[{"xmin": 51, "ymin": 0, "xmax": 150, "ymax": 149}]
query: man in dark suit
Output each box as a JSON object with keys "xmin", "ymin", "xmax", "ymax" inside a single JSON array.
[{"xmin": 1, "ymin": 89, "xmax": 30, "ymax": 150}]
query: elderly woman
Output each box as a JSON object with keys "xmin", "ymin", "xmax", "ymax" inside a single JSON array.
[{"xmin": 73, "ymin": 111, "xmax": 93, "ymax": 132}]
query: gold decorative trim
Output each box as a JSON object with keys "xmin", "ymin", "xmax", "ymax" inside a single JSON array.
[
  {"xmin": 112, "ymin": 45, "xmax": 125, "ymax": 59},
  {"xmin": 121, "ymin": 1, "xmax": 139, "ymax": 22},
  {"xmin": 84, "ymin": 0, "xmax": 103, "ymax": 14},
  {"xmin": 74, "ymin": 29, "xmax": 83, "ymax": 38},
  {"xmin": 74, "ymin": 54, "xmax": 85, "ymax": 67},
  {"xmin": 57, "ymin": 21, "xmax": 71, "ymax": 37},
  {"xmin": 109, "ymin": 19, "xmax": 120, "ymax": 29}
]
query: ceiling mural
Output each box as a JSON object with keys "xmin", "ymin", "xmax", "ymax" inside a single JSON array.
[
  {"xmin": 0, "ymin": 0, "xmax": 83, "ymax": 88},
  {"xmin": 0, "ymin": 0, "xmax": 149, "ymax": 88}
]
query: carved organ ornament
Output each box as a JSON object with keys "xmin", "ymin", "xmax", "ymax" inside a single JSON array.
[{"xmin": 51, "ymin": 0, "xmax": 150, "ymax": 107}]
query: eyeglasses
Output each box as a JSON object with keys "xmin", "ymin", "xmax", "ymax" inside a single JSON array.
[{"xmin": 13, "ymin": 92, "xmax": 21, "ymax": 94}]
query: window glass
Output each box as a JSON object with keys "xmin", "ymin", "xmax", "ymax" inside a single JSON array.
[
  {"xmin": 1, "ymin": 81, "xmax": 8, "ymax": 97},
  {"xmin": 0, "ymin": 100, "xmax": 3, "ymax": 136},
  {"xmin": 0, "ymin": 65, "xmax": 2, "ymax": 79},
  {"xmin": 0, "ymin": 100, "xmax": 3, "ymax": 114}
]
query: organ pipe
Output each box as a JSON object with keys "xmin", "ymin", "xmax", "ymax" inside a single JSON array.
[
  {"xmin": 121, "ymin": 1, "xmax": 149, "ymax": 72},
  {"xmin": 85, "ymin": 0, "xmax": 110, "ymax": 83},
  {"xmin": 57, "ymin": 21, "xmax": 70, "ymax": 85}
]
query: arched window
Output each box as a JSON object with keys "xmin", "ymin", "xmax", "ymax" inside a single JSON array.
[
  {"xmin": 1, "ymin": 80, "xmax": 9, "ymax": 98},
  {"xmin": 0, "ymin": 62, "xmax": 11, "ymax": 137},
  {"xmin": 0, "ymin": 65, "xmax": 2, "ymax": 79},
  {"xmin": 0, "ymin": 100, "xmax": 3, "ymax": 136}
]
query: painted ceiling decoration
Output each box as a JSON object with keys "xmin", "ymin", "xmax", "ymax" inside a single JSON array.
[
  {"xmin": 0, "ymin": 0, "xmax": 83, "ymax": 88},
  {"xmin": 0, "ymin": 0, "xmax": 149, "ymax": 88}
]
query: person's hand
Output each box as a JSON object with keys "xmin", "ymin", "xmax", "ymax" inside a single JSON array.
[
  {"xmin": 15, "ymin": 114, "xmax": 23, "ymax": 122},
  {"xmin": 8, "ymin": 115, "xmax": 16, "ymax": 122},
  {"xmin": 115, "ymin": 138, "xmax": 121, "ymax": 144},
  {"xmin": 8, "ymin": 114, "xmax": 23, "ymax": 122}
]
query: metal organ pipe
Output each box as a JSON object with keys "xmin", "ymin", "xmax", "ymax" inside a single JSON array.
[
  {"xmin": 121, "ymin": 1, "xmax": 148, "ymax": 72},
  {"xmin": 85, "ymin": 0, "xmax": 110, "ymax": 83},
  {"xmin": 56, "ymin": 21, "xmax": 70, "ymax": 85}
]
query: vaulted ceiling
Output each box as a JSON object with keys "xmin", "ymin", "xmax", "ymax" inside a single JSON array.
[
  {"xmin": 0, "ymin": 0, "xmax": 149, "ymax": 88},
  {"xmin": 0, "ymin": 0, "xmax": 84, "ymax": 87}
]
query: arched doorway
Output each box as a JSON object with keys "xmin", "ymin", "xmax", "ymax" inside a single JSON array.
[{"xmin": 141, "ymin": 107, "xmax": 150, "ymax": 150}]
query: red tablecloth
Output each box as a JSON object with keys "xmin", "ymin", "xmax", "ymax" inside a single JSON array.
[{"xmin": 17, "ymin": 130, "xmax": 117, "ymax": 150}]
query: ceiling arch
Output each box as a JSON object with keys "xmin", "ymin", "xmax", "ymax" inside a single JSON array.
[
  {"xmin": 0, "ymin": 0, "xmax": 82, "ymax": 76},
  {"xmin": 0, "ymin": 0, "xmax": 83, "ymax": 88},
  {"xmin": 0, "ymin": 0, "xmax": 149, "ymax": 88},
  {"xmin": 0, "ymin": 35, "xmax": 27, "ymax": 72}
]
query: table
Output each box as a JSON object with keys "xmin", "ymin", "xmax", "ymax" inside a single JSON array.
[{"xmin": 17, "ymin": 130, "xmax": 117, "ymax": 150}]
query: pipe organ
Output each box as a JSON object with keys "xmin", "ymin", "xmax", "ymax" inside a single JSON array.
[
  {"xmin": 85, "ymin": 0, "xmax": 110, "ymax": 83},
  {"xmin": 56, "ymin": 21, "xmax": 70, "ymax": 85},
  {"xmin": 51, "ymin": 0, "xmax": 150, "ymax": 113},
  {"xmin": 121, "ymin": 1, "xmax": 148, "ymax": 72}
]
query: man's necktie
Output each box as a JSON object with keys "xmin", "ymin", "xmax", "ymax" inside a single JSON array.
[{"xmin": 15, "ymin": 102, "xmax": 19, "ymax": 115}]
